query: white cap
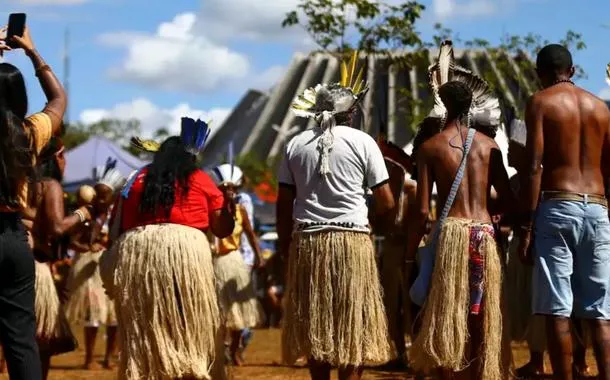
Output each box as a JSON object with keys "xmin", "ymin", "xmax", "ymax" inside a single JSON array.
[{"xmin": 211, "ymin": 164, "xmax": 244, "ymax": 187}]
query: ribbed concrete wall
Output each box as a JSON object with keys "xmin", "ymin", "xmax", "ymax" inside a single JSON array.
[{"xmin": 203, "ymin": 49, "xmax": 537, "ymax": 167}]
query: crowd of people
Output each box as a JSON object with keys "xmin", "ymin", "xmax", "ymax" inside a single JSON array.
[{"xmin": 0, "ymin": 20, "xmax": 609, "ymax": 380}]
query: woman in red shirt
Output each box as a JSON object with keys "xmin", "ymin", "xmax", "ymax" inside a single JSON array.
[{"xmin": 102, "ymin": 126, "xmax": 235, "ymax": 380}]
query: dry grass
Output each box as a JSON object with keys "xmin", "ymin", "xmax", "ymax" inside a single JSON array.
[{"xmin": 0, "ymin": 328, "xmax": 599, "ymax": 379}]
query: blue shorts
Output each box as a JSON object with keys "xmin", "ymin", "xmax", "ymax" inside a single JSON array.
[{"xmin": 533, "ymin": 199, "xmax": 610, "ymax": 319}]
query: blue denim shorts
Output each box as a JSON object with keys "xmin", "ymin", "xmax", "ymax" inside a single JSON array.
[{"xmin": 533, "ymin": 199, "xmax": 610, "ymax": 319}]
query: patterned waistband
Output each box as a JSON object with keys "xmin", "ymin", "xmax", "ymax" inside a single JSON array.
[{"xmin": 295, "ymin": 221, "xmax": 369, "ymax": 232}]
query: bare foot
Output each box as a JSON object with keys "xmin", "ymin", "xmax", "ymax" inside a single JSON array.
[
  {"xmin": 516, "ymin": 361, "xmax": 545, "ymax": 377},
  {"xmin": 84, "ymin": 361, "xmax": 103, "ymax": 370},
  {"xmin": 231, "ymin": 352, "xmax": 243, "ymax": 366},
  {"xmin": 573, "ymin": 364, "xmax": 591, "ymax": 378},
  {"xmin": 102, "ymin": 360, "xmax": 116, "ymax": 370}
]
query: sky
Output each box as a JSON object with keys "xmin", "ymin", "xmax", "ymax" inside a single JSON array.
[{"xmin": 1, "ymin": 0, "xmax": 609, "ymax": 138}]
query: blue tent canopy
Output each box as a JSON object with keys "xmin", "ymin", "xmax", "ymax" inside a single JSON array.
[{"xmin": 63, "ymin": 136, "xmax": 148, "ymax": 192}]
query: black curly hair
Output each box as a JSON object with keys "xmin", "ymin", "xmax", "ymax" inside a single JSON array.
[
  {"xmin": 139, "ymin": 136, "xmax": 198, "ymax": 216},
  {"xmin": 439, "ymin": 81, "xmax": 473, "ymax": 122}
]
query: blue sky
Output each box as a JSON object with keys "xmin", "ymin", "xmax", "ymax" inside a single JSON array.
[{"xmin": 1, "ymin": 0, "xmax": 608, "ymax": 137}]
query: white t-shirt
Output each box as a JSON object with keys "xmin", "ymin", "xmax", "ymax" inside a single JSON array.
[{"xmin": 278, "ymin": 125, "xmax": 389, "ymax": 232}]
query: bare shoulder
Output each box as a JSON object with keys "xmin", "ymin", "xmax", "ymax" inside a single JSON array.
[
  {"xmin": 417, "ymin": 133, "xmax": 440, "ymax": 159},
  {"xmin": 43, "ymin": 178, "xmax": 62, "ymax": 193},
  {"xmin": 473, "ymin": 130, "xmax": 498, "ymax": 148}
]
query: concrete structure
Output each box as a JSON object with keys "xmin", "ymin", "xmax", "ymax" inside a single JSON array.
[{"xmin": 202, "ymin": 49, "xmax": 537, "ymax": 170}]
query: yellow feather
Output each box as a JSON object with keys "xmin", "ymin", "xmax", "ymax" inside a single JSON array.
[
  {"xmin": 352, "ymin": 66, "xmax": 365, "ymax": 94},
  {"xmin": 340, "ymin": 60, "xmax": 349, "ymax": 87},
  {"xmin": 347, "ymin": 50, "xmax": 358, "ymax": 88}
]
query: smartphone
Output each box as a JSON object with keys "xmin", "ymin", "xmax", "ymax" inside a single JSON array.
[{"xmin": 7, "ymin": 13, "xmax": 26, "ymax": 49}]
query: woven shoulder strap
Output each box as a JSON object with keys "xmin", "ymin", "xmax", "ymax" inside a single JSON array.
[{"xmin": 431, "ymin": 128, "xmax": 476, "ymax": 240}]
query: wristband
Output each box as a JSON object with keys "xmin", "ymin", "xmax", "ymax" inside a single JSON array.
[{"xmin": 73, "ymin": 209, "xmax": 85, "ymax": 223}]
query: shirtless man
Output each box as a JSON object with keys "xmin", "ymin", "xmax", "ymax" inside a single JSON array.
[
  {"xmin": 407, "ymin": 81, "xmax": 512, "ymax": 379},
  {"xmin": 517, "ymin": 44, "xmax": 610, "ymax": 380}
]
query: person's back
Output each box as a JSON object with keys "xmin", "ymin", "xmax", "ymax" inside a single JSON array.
[
  {"xmin": 421, "ymin": 125, "xmax": 506, "ymax": 223},
  {"xmin": 284, "ymin": 125, "xmax": 388, "ymax": 230},
  {"xmin": 276, "ymin": 56, "xmax": 395, "ymax": 379},
  {"xmin": 407, "ymin": 81, "xmax": 511, "ymax": 380},
  {"xmin": 535, "ymin": 84, "xmax": 610, "ymax": 194},
  {"xmin": 518, "ymin": 44, "xmax": 610, "ymax": 380}
]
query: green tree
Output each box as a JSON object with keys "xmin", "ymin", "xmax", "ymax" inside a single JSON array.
[
  {"xmin": 63, "ymin": 119, "xmax": 143, "ymax": 155},
  {"xmin": 283, "ymin": 0, "xmax": 426, "ymax": 59},
  {"xmin": 282, "ymin": 1, "xmax": 587, "ymax": 128}
]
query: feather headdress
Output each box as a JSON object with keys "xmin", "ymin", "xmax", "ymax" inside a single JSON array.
[
  {"xmin": 130, "ymin": 137, "xmax": 160, "ymax": 153},
  {"xmin": 211, "ymin": 164, "xmax": 244, "ymax": 187},
  {"xmin": 606, "ymin": 63, "xmax": 610, "ymax": 87},
  {"xmin": 427, "ymin": 40, "xmax": 502, "ymax": 134},
  {"xmin": 180, "ymin": 117, "xmax": 211, "ymax": 155},
  {"xmin": 290, "ymin": 50, "xmax": 369, "ymax": 175},
  {"xmin": 291, "ymin": 50, "xmax": 368, "ymax": 119},
  {"xmin": 94, "ymin": 157, "xmax": 118, "ymax": 182},
  {"xmin": 98, "ymin": 168, "xmax": 126, "ymax": 193}
]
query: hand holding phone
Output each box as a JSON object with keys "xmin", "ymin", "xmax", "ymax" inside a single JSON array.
[{"xmin": 7, "ymin": 13, "xmax": 26, "ymax": 49}]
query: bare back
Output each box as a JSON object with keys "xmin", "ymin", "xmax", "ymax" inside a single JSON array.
[
  {"xmin": 530, "ymin": 84, "xmax": 610, "ymax": 195},
  {"xmin": 418, "ymin": 125, "xmax": 510, "ymax": 223}
]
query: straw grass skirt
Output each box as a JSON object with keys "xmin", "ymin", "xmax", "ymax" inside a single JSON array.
[
  {"xmin": 380, "ymin": 236, "xmax": 411, "ymax": 356},
  {"xmin": 282, "ymin": 230, "xmax": 391, "ymax": 367},
  {"xmin": 109, "ymin": 223, "xmax": 220, "ymax": 380},
  {"xmin": 35, "ymin": 261, "xmax": 77, "ymax": 354},
  {"xmin": 65, "ymin": 250, "xmax": 116, "ymax": 327},
  {"xmin": 35, "ymin": 261, "xmax": 61, "ymax": 339},
  {"xmin": 411, "ymin": 218, "xmax": 510, "ymax": 380},
  {"xmin": 213, "ymin": 250, "xmax": 263, "ymax": 330}
]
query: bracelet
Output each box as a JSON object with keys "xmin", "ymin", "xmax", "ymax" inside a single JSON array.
[
  {"xmin": 35, "ymin": 64, "xmax": 51, "ymax": 78},
  {"xmin": 73, "ymin": 209, "xmax": 85, "ymax": 223}
]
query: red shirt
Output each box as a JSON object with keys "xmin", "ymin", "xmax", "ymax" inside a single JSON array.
[{"xmin": 117, "ymin": 168, "xmax": 224, "ymax": 232}]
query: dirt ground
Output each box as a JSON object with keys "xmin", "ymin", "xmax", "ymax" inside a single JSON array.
[{"xmin": 0, "ymin": 327, "xmax": 600, "ymax": 379}]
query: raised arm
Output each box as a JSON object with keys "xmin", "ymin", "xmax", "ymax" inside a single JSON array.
[{"xmin": 11, "ymin": 27, "xmax": 66, "ymax": 134}]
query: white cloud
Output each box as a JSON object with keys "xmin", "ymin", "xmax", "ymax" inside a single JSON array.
[
  {"xmin": 100, "ymin": 13, "xmax": 250, "ymax": 93},
  {"xmin": 432, "ymin": 0, "xmax": 498, "ymax": 19},
  {"xmin": 79, "ymin": 98, "xmax": 231, "ymax": 139},
  {"xmin": 598, "ymin": 87, "xmax": 610, "ymax": 100},
  {"xmin": 194, "ymin": 0, "xmax": 302, "ymax": 43}
]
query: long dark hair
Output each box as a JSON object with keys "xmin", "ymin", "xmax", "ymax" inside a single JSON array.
[
  {"xmin": 38, "ymin": 137, "xmax": 64, "ymax": 182},
  {"xmin": 0, "ymin": 63, "xmax": 37, "ymax": 208},
  {"xmin": 139, "ymin": 136, "xmax": 198, "ymax": 216}
]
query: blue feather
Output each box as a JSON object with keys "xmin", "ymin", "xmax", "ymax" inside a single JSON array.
[
  {"xmin": 104, "ymin": 157, "xmax": 118, "ymax": 176},
  {"xmin": 180, "ymin": 117, "xmax": 211, "ymax": 154}
]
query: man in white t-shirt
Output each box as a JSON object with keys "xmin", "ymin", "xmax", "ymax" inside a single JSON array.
[{"xmin": 277, "ymin": 53, "xmax": 395, "ymax": 380}]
